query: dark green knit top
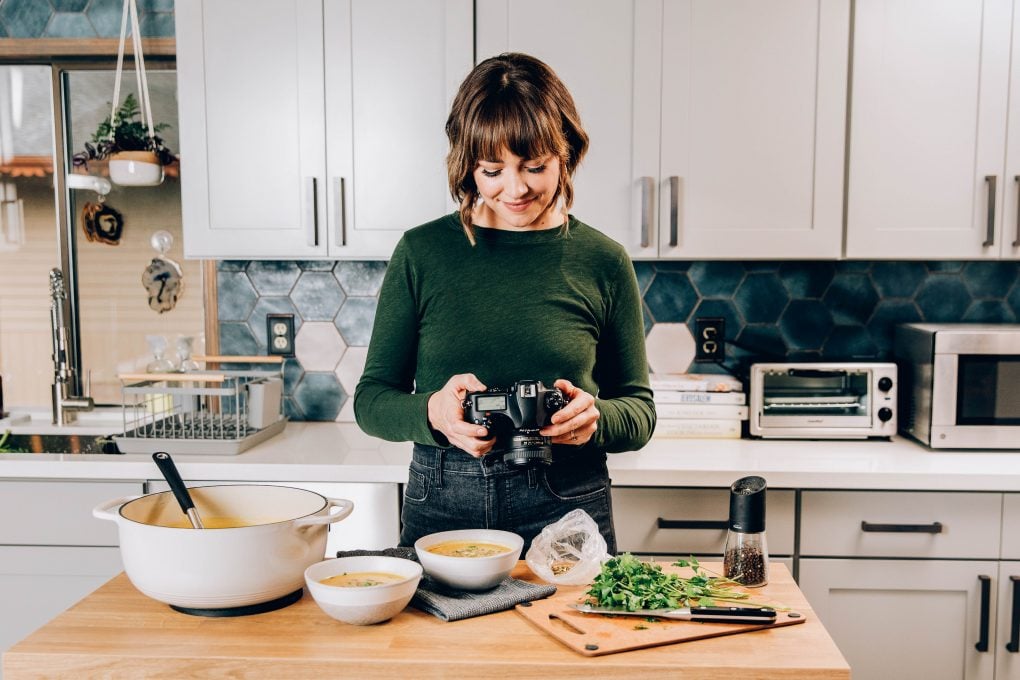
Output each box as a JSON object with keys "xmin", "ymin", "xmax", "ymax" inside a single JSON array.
[{"xmin": 353, "ymin": 213, "xmax": 656, "ymax": 453}]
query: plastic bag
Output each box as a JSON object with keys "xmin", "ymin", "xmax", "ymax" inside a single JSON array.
[{"xmin": 525, "ymin": 508, "xmax": 611, "ymax": 585}]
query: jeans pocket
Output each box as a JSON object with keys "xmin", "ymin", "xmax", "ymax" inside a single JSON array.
[
  {"xmin": 403, "ymin": 461, "xmax": 431, "ymax": 504},
  {"xmin": 542, "ymin": 463, "xmax": 609, "ymax": 503}
]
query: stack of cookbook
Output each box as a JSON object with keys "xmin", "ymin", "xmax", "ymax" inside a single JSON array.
[{"xmin": 649, "ymin": 372, "xmax": 747, "ymax": 439}]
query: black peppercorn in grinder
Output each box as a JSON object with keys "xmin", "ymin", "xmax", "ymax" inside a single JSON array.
[{"xmin": 723, "ymin": 475, "xmax": 769, "ymax": 587}]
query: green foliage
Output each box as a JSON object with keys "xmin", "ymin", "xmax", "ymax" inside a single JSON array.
[
  {"xmin": 73, "ymin": 93, "xmax": 175, "ymax": 169},
  {"xmin": 0, "ymin": 429, "xmax": 27, "ymax": 454}
]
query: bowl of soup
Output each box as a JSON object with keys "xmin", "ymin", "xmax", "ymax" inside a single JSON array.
[
  {"xmin": 414, "ymin": 529, "xmax": 524, "ymax": 591},
  {"xmin": 305, "ymin": 556, "xmax": 423, "ymax": 625}
]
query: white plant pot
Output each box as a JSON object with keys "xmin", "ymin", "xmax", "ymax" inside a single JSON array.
[{"xmin": 108, "ymin": 151, "xmax": 164, "ymax": 186}]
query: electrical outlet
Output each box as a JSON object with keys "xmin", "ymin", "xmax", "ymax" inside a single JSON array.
[
  {"xmin": 694, "ymin": 317, "xmax": 725, "ymax": 363},
  {"xmin": 267, "ymin": 313, "xmax": 295, "ymax": 357}
]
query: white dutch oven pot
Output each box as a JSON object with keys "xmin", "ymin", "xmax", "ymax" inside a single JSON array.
[{"xmin": 94, "ymin": 484, "xmax": 353, "ymax": 609}]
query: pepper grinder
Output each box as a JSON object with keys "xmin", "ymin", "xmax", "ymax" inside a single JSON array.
[{"xmin": 723, "ymin": 475, "xmax": 769, "ymax": 587}]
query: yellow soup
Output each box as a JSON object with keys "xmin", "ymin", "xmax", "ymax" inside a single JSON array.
[
  {"xmin": 320, "ymin": 571, "xmax": 406, "ymax": 587},
  {"xmin": 162, "ymin": 517, "xmax": 267, "ymax": 529},
  {"xmin": 425, "ymin": 540, "xmax": 511, "ymax": 558}
]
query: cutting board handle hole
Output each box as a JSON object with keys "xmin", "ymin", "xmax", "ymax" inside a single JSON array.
[{"xmin": 549, "ymin": 614, "xmax": 586, "ymax": 635}]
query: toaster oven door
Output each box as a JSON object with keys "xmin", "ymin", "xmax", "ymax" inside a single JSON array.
[{"xmin": 759, "ymin": 368, "xmax": 873, "ymax": 428}]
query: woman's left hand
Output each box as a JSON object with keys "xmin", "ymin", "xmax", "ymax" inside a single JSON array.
[{"xmin": 541, "ymin": 379, "xmax": 599, "ymax": 446}]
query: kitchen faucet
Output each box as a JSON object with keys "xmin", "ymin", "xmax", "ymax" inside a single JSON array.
[{"xmin": 49, "ymin": 268, "xmax": 93, "ymax": 425}]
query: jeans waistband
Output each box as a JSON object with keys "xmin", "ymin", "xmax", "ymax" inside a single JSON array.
[{"xmin": 411, "ymin": 443, "xmax": 602, "ymax": 473}]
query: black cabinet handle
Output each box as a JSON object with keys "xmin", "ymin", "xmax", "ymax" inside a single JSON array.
[
  {"xmin": 976, "ymin": 574, "xmax": 991, "ymax": 652},
  {"xmin": 860, "ymin": 521, "xmax": 943, "ymax": 534},
  {"xmin": 984, "ymin": 175, "xmax": 997, "ymax": 247},
  {"xmin": 1008, "ymin": 576, "xmax": 1020, "ymax": 653},
  {"xmin": 657, "ymin": 518, "xmax": 728, "ymax": 531}
]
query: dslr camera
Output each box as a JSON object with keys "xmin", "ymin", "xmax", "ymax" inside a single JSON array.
[{"xmin": 463, "ymin": 379, "xmax": 568, "ymax": 466}]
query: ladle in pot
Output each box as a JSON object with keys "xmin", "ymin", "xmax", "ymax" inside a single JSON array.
[{"xmin": 152, "ymin": 451, "xmax": 205, "ymax": 529}]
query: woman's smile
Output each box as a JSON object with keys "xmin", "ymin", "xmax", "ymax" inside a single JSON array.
[{"xmin": 472, "ymin": 150, "xmax": 563, "ymax": 230}]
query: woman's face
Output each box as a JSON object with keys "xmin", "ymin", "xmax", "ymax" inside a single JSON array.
[{"xmin": 472, "ymin": 149, "xmax": 562, "ymax": 230}]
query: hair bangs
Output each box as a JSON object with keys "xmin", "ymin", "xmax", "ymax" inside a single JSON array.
[{"xmin": 468, "ymin": 90, "xmax": 565, "ymax": 164}]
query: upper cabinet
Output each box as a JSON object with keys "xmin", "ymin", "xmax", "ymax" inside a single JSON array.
[
  {"xmin": 175, "ymin": 0, "xmax": 472, "ymax": 259},
  {"xmin": 477, "ymin": 0, "xmax": 849, "ymax": 259},
  {"xmin": 845, "ymin": 0, "xmax": 1020, "ymax": 260}
]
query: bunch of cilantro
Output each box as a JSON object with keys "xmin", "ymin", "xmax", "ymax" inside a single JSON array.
[{"xmin": 585, "ymin": 553, "xmax": 751, "ymax": 612}]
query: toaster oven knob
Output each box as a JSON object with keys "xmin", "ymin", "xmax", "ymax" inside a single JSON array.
[
  {"xmin": 878, "ymin": 407, "xmax": 893, "ymax": 422},
  {"xmin": 878, "ymin": 377, "xmax": 893, "ymax": 392}
]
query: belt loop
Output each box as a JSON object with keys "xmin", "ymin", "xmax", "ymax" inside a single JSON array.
[
  {"xmin": 527, "ymin": 466, "xmax": 538, "ymax": 489},
  {"xmin": 435, "ymin": 448, "xmax": 444, "ymax": 489}
]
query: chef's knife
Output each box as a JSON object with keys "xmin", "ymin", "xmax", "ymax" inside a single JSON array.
[{"xmin": 568, "ymin": 603, "xmax": 777, "ymax": 624}]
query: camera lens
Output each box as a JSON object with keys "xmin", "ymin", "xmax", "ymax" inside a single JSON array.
[{"xmin": 502, "ymin": 433, "xmax": 553, "ymax": 466}]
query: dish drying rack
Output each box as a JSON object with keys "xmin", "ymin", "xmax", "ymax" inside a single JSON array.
[{"xmin": 114, "ymin": 355, "xmax": 287, "ymax": 455}]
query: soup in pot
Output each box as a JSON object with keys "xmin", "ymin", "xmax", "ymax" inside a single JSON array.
[
  {"xmin": 162, "ymin": 517, "xmax": 267, "ymax": 529},
  {"xmin": 425, "ymin": 540, "xmax": 511, "ymax": 558},
  {"xmin": 320, "ymin": 572, "xmax": 406, "ymax": 587}
]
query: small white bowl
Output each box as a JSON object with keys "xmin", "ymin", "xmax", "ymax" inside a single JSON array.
[
  {"xmin": 414, "ymin": 529, "xmax": 523, "ymax": 591},
  {"xmin": 304, "ymin": 556, "xmax": 422, "ymax": 625}
]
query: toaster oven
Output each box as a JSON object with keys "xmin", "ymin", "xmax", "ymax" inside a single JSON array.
[{"xmin": 749, "ymin": 363, "xmax": 897, "ymax": 439}]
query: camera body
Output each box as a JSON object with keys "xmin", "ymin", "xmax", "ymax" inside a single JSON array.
[{"xmin": 463, "ymin": 380, "xmax": 568, "ymax": 466}]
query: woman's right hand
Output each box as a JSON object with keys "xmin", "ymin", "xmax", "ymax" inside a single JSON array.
[{"xmin": 427, "ymin": 373, "xmax": 494, "ymax": 457}]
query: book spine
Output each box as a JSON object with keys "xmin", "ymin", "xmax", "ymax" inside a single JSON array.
[
  {"xmin": 653, "ymin": 419, "xmax": 742, "ymax": 439},
  {"xmin": 653, "ymin": 391, "xmax": 747, "ymax": 405},
  {"xmin": 649, "ymin": 380, "xmax": 741, "ymax": 392},
  {"xmin": 654, "ymin": 404, "xmax": 749, "ymax": 420}
]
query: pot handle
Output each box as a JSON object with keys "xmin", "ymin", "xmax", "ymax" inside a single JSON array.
[
  {"xmin": 293, "ymin": 497, "xmax": 354, "ymax": 528},
  {"xmin": 92, "ymin": 495, "xmax": 142, "ymax": 522}
]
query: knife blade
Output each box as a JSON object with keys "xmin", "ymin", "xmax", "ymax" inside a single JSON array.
[{"xmin": 568, "ymin": 603, "xmax": 777, "ymax": 624}]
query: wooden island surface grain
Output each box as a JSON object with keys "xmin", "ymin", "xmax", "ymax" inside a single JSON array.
[{"xmin": 3, "ymin": 562, "xmax": 849, "ymax": 679}]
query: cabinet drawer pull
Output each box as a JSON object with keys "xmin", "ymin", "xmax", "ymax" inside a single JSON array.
[
  {"xmin": 668, "ymin": 176, "xmax": 680, "ymax": 247},
  {"xmin": 1013, "ymin": 176, "xmax": 1019, "ymax": 248},
  {"xmin": 305, "ymin": 176, "xmax": 319, "ymax": 247},
  {"xmin": 657, "ymin": 518, "xmax": 728, "ymax": 531},
  {"xmin": 984, "ymin": 175, "xmax": 997, "ymax": 247},
  {"xmin": 335, "ymin": 176, "xmax": 347, "ymax": 247},
  {"xmin": 1008, "ymin": 576, "xmax": 1020, "ymax": 653},
  {"xmin": 976, "ymin": 574, "xmax": 991, "ymax": 652},
  {"xmin": 860, "ymin": 521, "xmax": 943, "ymax": 534},
  {"xmin": 640, "ymin": 176, "xmax": 654, "ymax": 248}
]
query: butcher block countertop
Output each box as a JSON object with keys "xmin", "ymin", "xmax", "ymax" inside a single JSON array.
[{"xmin": 3, "ymin": 562, "xmax": 849, "ymax": 679}]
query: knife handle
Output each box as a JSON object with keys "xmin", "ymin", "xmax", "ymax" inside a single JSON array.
[{"xmin": 691, "ymin": 606, "xmax": 777, "ymax": 624}]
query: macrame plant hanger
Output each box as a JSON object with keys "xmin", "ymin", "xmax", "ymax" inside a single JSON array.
[{"xmin": 107, "ymin": 0, "xmax": 163, "ymax": 186}]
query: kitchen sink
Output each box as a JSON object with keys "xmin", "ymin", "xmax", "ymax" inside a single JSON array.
[{"xmin": 0, "ymin": 432, "xmax": 121, "ymax": 454}]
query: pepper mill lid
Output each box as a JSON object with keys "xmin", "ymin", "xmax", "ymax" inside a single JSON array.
[{"xmin": 729, "ymin": 475, "xmax": 767, "ymax": 533}]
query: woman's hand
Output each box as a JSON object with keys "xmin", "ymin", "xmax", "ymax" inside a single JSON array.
[
  {"xmin": 541, "ymin": 379, "xmax": 599, "ymax": 446},
  {"xmin": 427, "ymin": 373, "xmax": 495, "ymax": 457}
]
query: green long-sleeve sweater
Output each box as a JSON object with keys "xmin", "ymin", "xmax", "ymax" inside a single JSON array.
[{"xmin": 353, "ymin": 213, "xmax": 656, "ymax": 453}]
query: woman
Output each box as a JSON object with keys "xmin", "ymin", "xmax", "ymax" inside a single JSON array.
[{"xmin": 354, "ymin": 53, "xmax": 655, "ymax": 552}]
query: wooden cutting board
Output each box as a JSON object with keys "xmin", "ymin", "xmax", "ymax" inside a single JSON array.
[{"xmin": 516, "ymin": 583, "xmax": 806, "ymax": 657}]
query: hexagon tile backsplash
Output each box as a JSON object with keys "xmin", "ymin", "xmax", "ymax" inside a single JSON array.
[{"xmin": 218, "ymin": 259, "xmax": 1020, "ymax": 421}]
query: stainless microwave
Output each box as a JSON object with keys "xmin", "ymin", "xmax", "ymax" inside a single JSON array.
[
  {"xmin": 749, "ymin": 363, "xmax": 897, "ymax": 439},
  {"xmin": 895, "ymin": 323, "xmax": 1020, "ymax": 449}
]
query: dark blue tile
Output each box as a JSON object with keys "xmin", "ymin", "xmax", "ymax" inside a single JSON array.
[
  {"xmin": 824, "ymin": 273, "xmax": 878, "ymax": 325},
  {"xmin": 870, "ymin": 262, "xmax": 927, "ymax": 298},
  {"xmin": 787, "ymin": 350, "xmax": 823, "ymax": 362},
  {"xmin": 293, "ymin": 373, "xmax": 345, "ymax": 421},
  {"xmin": 0, "ymin": 0, "xmax": 51, "ymax": 37},
  {"xmin": 915, "ymin": 276, "xmax": 973, "ymax": 322},
  {"xmin": 138, "ymin": 11, "xmax": 175, "ymax": 37},
  {"xmin": 926, "ymin": 261, "xmax": 965, "ymax": 273},
  {"xmin": 0, "ymin": 22, "xmax": 6, "ymax": 37},
  {"xmin": 86, "ymin": 0, "xmax": 123, "ymax": 37},
  {"xmin": 1009, "ymin": 280, "xmax": 1020, "ymax": 320},
  {"xmin": 282, "ymin": 359, "xmax": 304, "ymax": 394},
  {"xmin": 283, "ymin": 396, "xmax": 304, "ymax": 421},
  {"xmin": 653, "ymin": 261, "xmax": 691, "ymax": 272},
  {"xmin": 51, "ymin": 0, "xmax": 89, "ymax": 10},
  {"xmin": 136, "ymin": 0, "xmax": 174, "ymax": 11},
  {"xmin": 779, "ymin": 299, "xmax": 833, "ymax": 351},
  {"xmin": 736, "ymin": 325, "xmax": 787, "ymax": 361},
  {"xmin": 297, "ymin": 260, "xmax": 337, "ymax": 271},
  {"xmin": 335, "ymin": 261, "xmax": 387, "ymax": 296},
  {"xmin": 962, "ymin": 262, "xmax": 1019, "ymax": 298},
  {"xmin": 823, "ymin": 325, "xmax": 879, "ymax": 360},
  {"xmin": 291, "ymin": 271, "xmax": 346, "ymax": 321},
  {"xmin": 733, "ymin": 273, "xmax": 788, "ymax": 324},
  {"xmin": 334, "ymin": 297, "xmax": 377, "ymax": 346},
  {"xmin": 644, "ymin": 272, "xmax": 697, "ymax": 323},
  {"xmin": 867, "ymin": 299, "xmax": 922, "ymax": 357},
  {"xmin": 642, "ymin": 303, "xmax": 653, "ymax": 335},
  {"xmin": 216, "ymin": 271, "xmax": 257, "ymax": 321},
  {"xmin": 633, "ymin": 262, "xmax": 655, "ymax": 295},
  {"xmin": 744, "ymin": 261, "xmax": 783, "ymax": 272},
  {"xmin": 836, "ymin": 261, "xmax": 871, "ymax": 272},
  {"xmin": 246, "ymin": 297, "xmax": 302, "ymax": 348},
  {"xmin": 44, "ymin": 12, "xmax": 96, "ymax": 37},
  {"xmin": 963, "ymin": 300, "xmax": 1017, "ymax": 323},
  {"xmin": 247, "ymin": 261, "xmax": 301, "ymax": 296},
  {"xmin": 688, "ymin": 299, "xmax": 742, "ymax": 344},
  {"xmin": 218, "ymin": 260, "xmax": 249, "ymax": 272},
  {"xmin": 219, "ymin": 322, "xmax": 259, "ymax": 356},
  {"xmin": 779, "ymin": 262, "xmax": 835, "ymax": 299},
  {"xmin": 688, "ymin": 261, "xmax": 745, "ymax": 298}
]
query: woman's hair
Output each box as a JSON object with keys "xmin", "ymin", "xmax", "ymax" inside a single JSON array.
[{"xmin": 445, "ymin": 53, "xmax": 589, "ymax": 244}]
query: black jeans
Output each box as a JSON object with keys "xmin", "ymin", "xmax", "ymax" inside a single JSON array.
[{"xmin": 399, "ymin": 443, "xmax": 617, "ymax": 554}]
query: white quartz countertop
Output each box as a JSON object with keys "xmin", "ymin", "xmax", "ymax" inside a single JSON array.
[{"xmin": 3, "ymin": 420, "xmax": 1020, "ymax": 491}]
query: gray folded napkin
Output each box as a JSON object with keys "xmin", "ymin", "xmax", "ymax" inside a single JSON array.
[{"xmin": 335, "ymin": 547, "xmax": 557, "ymax": 622}]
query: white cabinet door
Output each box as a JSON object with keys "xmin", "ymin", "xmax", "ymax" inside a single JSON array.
[
  {"xmin": 996, "ymin": 562, "xmax": 1020, "ymax": 679},
  {"xmin": 176, "ymin": 0, "xmax": 329, "ymax": 258},
  {"xmin": 1005, "ymin": 4, "xmax": 1020, "ymax": 260},
  {"xmin": 657, "ymin": 0, "xmax": 848, "ymax": 259},
  {"xmin": 476, "ymin": 0, "xmax": 661, "ymax": 258},
  {"xmin": 799, "ymin": 558, "xmax": 998, "ymax": 680},
  {"xmin": 845, "ymin": 0, "xmax": 1014, "ymax": 259}
]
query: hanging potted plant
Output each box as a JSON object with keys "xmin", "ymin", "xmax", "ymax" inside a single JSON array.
[{"xmin": 72, "ymin": 93, "xmax": 175, "ymax": 186}]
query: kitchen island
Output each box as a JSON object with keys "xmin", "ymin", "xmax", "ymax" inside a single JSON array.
[{"xmin": 2, "ymin": 562, "xmax": 849, "ymax": 679}]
